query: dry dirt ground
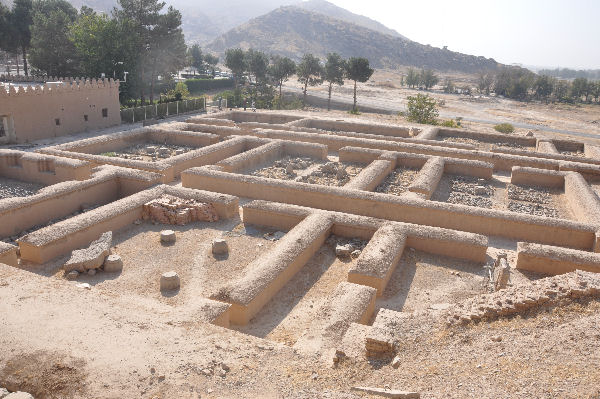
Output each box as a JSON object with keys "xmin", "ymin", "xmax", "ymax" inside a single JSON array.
[
  {"xmin": 2, "ymin": 207, "xmax": 600, "ymax": 398},
  {"xmin": 284, "ymin": 69, "xmax": 600, "ymax": 144}
]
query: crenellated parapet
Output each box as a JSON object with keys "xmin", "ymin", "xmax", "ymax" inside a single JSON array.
[{"xmin": 0, "ymin": 77, "xmax": 120, "ymax": 98}]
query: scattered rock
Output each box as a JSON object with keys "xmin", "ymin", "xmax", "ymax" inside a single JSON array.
[
  {"xmin": 351, "ymin": 386, "xmax": 420, "ymax": 398},
  {"xmin": 160, "ymin": 271, "xmax": 180, "ymax": 291},
  {"xmin": 143, "ymin": 195, "xmax": 219, "ymax": 225},
  {"xmin": 133, "ymin": 219, "xmax": 142, "ymax": 225},
  {"xmin": 212, "ymin": 238, "xmax": 229, "ymax": 255},
  {"xmin": 525, "ymin": 131, "xmax": 534, "ymax": 137},
  {"xmin": 76, "ymin": 283, "xmax": 91, "ymax": 290},
  {"xmin": 491, "ymin": 335, "xmax": 503, "ymax": 342},
  {"xmin": 0, "ymin": 388, "xmax": 9, "ymax": 398},
  {"xmin": 351, "ymin": 249, "xmax": 362, "ymax": 258},
  {"xmin": 87, "ymin": 269, "xmax": 96, "ymax": 276},
  {"xmin": 160, "ymin": 230, "xmax": 176, "ymax": 244},
  {"xmin": 63, "ymin": 231, "xmax": 112, "ymax": 272},
  {"xmin": 391, "ymin": 356, "xmax": 401, "ymax": 368},
  {"xmin": 285, "ymin": 163, "xmax": 295, "ymax": 175},
  {"xmin": 65, "ymin": 270, "xmax": 79, "ymax": 280},
  {"xmin": 103, "ymin": 254, "xmax": 123, "ymax": 273},
  {"xmin": 335, "ymin": 244, "xmax": 352, "ymax": 258},
  {"xmin": 5, "ymin": 393, "xmax": 34, "ymax": 399}
]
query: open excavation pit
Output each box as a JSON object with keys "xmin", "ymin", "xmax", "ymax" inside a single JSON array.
[{"xmin": 3, "ymin": 110, "xmax": 600, "ymax": 397}]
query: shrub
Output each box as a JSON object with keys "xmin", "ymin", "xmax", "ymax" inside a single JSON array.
[
  {"xmin": 440, "ymin": 119, "xmax": 460, "ymax": 128},
  {"xmin": 406, "ymin": 94, "xmax": 439, "ymax": 125},
  {"xmin": 494, "ymin": 123, "xmax": 515, "ymax": 133},
  {"xmin": 348, "ymin": 107, "xmax": 361, "ymax": 115},
  {"xmin": 185, "ymin": 78, "xmax": 234, "ymax": 93}
]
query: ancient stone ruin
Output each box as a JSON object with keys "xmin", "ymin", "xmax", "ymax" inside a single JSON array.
[{"xmin": 2, "ymin": 109, "xmax": 600, "ymax": 397}]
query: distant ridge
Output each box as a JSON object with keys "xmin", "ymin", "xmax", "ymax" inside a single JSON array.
[{"xmin": 208, "ymin": 6, "xmax": 500, "ymax": 73}]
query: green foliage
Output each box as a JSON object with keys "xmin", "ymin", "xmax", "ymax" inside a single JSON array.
[
  {"xmin": 28, "ymin": 0, "xmax": 79, "ymax": 76},
  {"xmin": 406, "ymin": 94, "xmax": 439, "ymax": 125},
  {"xmin": 533, "ymin": 75, "xmax": 554, "ymax": 102},
  {"xmin": 348, "ymin": 108, "xmax": 361, "ymax": 115},
  {"xmin": 443, "ymin": 79, "xmax": 455, "ymax": 94},
  {"xmin": 494, "ymin": 123, "xmax": 515, "ymax": 133},
  {"xmin": 440, "ymin": 119, "xmax": 460, "ymax": 128},
  {"xmin": 225, "ymin": 48, "xmax": 246, "ymax": 87},
  {"xmin": 272, "ymin": 96, "xmax": 303, "ymax": 110},
  {"xmin": 494, "ymin": 67, "xmax": 535, "ymax": 100},
  {"xmin": 420, "ymin": 69, "xmax": 439, "ymax": 90},
  {"xmin": 101, "ymin": 152, "xmax": 117, "ymax": 157},
  {"xmin": 297, "ymin": 53, "xmax": 323, "ymax": 106},
  {"xmin": 185, "ymin": 78, "xmax": 234, "ymax": 93},
  {"xmin": 324, "ymin": 53, "xmax": 345, "ymax": 110},
  {"xmin": 477, "ymin": 73, "xmax": 494, "ymax": 94},
  {"xmin": 187, "ymin": 44, "xmax": 203, "ymax": 72},
  {"xmin": 345, "ymin": 57, "xmax": 373, "ymax": 111},
  {"xmin": 203, "ymin": 53, "xmax": 218, "ymax": 77},
  {"xmin": 166, "ymin": 81, "xmax": 189, "ymax": 101},
  {"xmin": 405, "ymin": 67, "xmax": 419, "ymax": 88},
  {"xmin": 268, "ymin": 55, "xmax": 296, "ymax": 99},
  {"xmin": 245, "ymin": 48, "xmax": 269, "ymax": 83}
]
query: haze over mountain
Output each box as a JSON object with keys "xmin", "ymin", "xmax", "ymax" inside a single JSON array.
[{"xmin": 208, "ymin": 6, "xmax": 499, "ymax": 73}]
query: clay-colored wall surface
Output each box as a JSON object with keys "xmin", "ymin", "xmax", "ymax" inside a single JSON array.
[{"xmin": 0, "ymin": 78, "xmax": 120, "ymax": 144}]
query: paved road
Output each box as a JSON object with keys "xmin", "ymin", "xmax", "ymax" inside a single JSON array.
[{"xmin": 284, "ymin": 87, "xmax": 600, "ymax": 140}]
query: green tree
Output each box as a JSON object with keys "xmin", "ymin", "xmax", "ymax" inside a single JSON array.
[
  {"xmin": 297, "ymin": 53, "xmax": 323, "ymax": 106},
  {"xmin": 533, "ymin": 75, "xmax": 554, "ymax": 103},
  {"xmin": 323, "ymin": 53, "xmax": 345, "ymax": 111},
  {"xmin": 553, "ymin": 80, "xmax": 570, "ymax": 103},
  {"xmin": 245, "ymin": 48, "xmax": 268, "ymax": 84},
  {"xmin": 405, "ymin": 67, "xmax": 419, "ymax": 88},
  {"xmin": 69, "ymin": 12, "xmax": 137, "ymax": 80},
  {"xmin": 443, "ymin": 79, "xmax": 455, "ymax": 94},
  {"xmin": 406, "ymin": 94, "xmax": 438, "ymax": 125},
  {"xmin": 11, "ymin": 0, "xmax": 33, "ymax": 76},
  {"xmin": 420, "ymin": 69, "xmax": 438, "ymax": 90},
  {"xmin": 225, "ymin": 48, "xmax": 245, "ymax": 88},
  {"xmin": 591, "ymin": 81, "xmax": 600, "ymax": 103},
  {"xmin": 345, "ymin": 57, "xmax": 373, "ymax": 112},
  {"xmin": 477, "ymin": 73, "xmax": 494, "ymax": 94},
  {"xmin": 187, "ymin": 43, "xmax": 203, "ymax": 75},
  {"xmin": 28, "ymin": 0, "xmax": 79, "ymax": 77},
  {"xmin": 571, "ymin": 77, "xmax": 588, "ymax": 102},
  {"xmin": 203, "ymin": 53, "xmax": 218, "ymax": 77},
  {"xmin": 167, "ymin": 81, "xmax": 189, "ymax": 100},
  {"xmin": 268, "ymin": 55, "xmax": 296, "ymax": 99}
]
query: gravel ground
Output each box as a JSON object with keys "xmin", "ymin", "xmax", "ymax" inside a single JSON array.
[
  {"xmin": 251, "ymin": 156, "xmax": 321, "ymax": 181},
  {"xmin": 375, "ymin": 167, "xmax": 420, "ymax": 195},
  {"xmin": 0, "ymin": 177, "xmax": 45, "ymax": 200},
  {"xmin": 440, "ymin": 137, "xmax": 534, "ymax": 152},
  {"xmin": 297, "ymin": 162, "xmax": 363, "ymax": 187},
  {"xmin": 506, "ymin": 184, "xmax": 562, "ymax": 218},
  {"xmin": 560, "ymin": 150, "xmax": 586, "ymax": 157},
  {"xmin": 432, "ymin": 175, "xmax": 497, "ymax": 209},
  {"xmin": 100, "ymin": 143, "xmax": 195, "ymax": 162}
]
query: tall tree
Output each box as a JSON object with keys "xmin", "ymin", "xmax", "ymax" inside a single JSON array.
[
  {"xmin": 268, "ymin": 55, "xmax": 295, "ymax": 99},
  {"xmin": 533, "ymin": 75, "xmax": 554, "ymax": 103},
  {"xmin": 28, "ymin": 0, "xmax": 79, "ymax": 77},
  {"xmin": 225, "ymin": 48, "xmax": 245, "ymax": 88},
  {"xmin": 11, "ymin": 0, "xmax": 33, "ymax": 76},
  {"xmin": 69, "ymin": 11, "xmax": 137, "ymax": 80},
  {"xmin": 345, "ymin": 57, "xmax": 373, "ymax": 112},
  {"xmin": 0, "ymin": 3, "xmax": 21, "ymax": 74},
  {"xmin": 323, "ymin": 53, "xmax": 345, "ymax": 111},
  {"xmin": 203, "ymin": 53, "xmax": 218, "ymax": 77},
  {"xmin": 405, "ymin": 67, "xmax": 419, "ymax": 88},
  {"xmin": 296, "ymin": 53, "xmax": 323, "ymax": 106},
  {"xmin": 420, "ymin": 69, "xmax": 439, "ymax": 90},
  {"xmin": 188, "ymin": 43, "xmax": 202, "ymax": 75},
  {"xmin": 477, "ymin": 73, "xmax": 494, "ymax": 95},
  {"xmin": 245, "ymin": 48, "xmax": 268, "ymax": 84},
  {"xmin": 114, "ymin": 0, "xmax": 164, "ymax": 104}
]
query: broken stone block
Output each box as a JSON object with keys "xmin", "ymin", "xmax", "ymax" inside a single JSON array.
[
  {"xmin": 5, "ymin": 393, "xmax": 34, "ymax": 399},
  {"xmin": 87, "ymin": 269, "xmax": 96, "ymax": 276},
  {"xmin": 104, "ymin": 254, "xmax": 123, "ymax": 273},
  {"xmin": 285, "ymin": 163, "xmax": 295, "ymax": 175},
  {"xmin": 212, "ymin": 238, "xmax": 228, "ymax": 255},
  {"xmin": 351, "ymin": 249, "xmax": 362, "ymax": 258},
  {"xmin": 0, "ymin": 387, "xmax": 9, "ymax": 398},
  {"xmin": 335, "ymin": 244, "xmax": 352, "ymax": 258},
  {"xmin": 160, "ymin": 230, "xmax": 176, "ymax": 244},
  {"xmin": 143, "ymin": 195, "xmax": 218, "ymax": 225},
  {"xmin": 391, "ymin": 356, "xmax": 401, "ymax": 368},
  {"xmin": 76, "ymin": 283, "xmax": 91, "ymax": 290},
  {"xmin": 63, "ymin": 231, "xmax": 112, "ymax": 272},
  {"xmin": 160, "ymin": 271, "xmax": 180, "ymax": 291},
  {"xmin": 494, "ymin": 254, "xmax": 510, "ymax": 291},
  {"xmin": 351, "ymin": 386, "xmax": 419, "ymax": 398},
  {"xmin": 65, "ymin": 270, "xmax": 79, "ymax": 280}
]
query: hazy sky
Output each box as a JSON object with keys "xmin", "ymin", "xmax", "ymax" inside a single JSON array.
[{"xmin": 326, "ymin": 0, "xmax": 599, "ymax": 69}]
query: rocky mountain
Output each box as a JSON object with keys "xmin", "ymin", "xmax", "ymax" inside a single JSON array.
[
  {"xmin": 295, "ymin": 0, "xmax": 408, "ymax": 40},
  {"xmin": 28, "ymin": 0, "xmax": 407, "ymax": 45},
  {"xmin": 208, "ymin": 6, "xmax": 500, "ymax": 73}
]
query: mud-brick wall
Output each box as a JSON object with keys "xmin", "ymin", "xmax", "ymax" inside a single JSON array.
[{"xmin": 0, "ymin": 79, "xmax": 121, "ymax": 144}]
